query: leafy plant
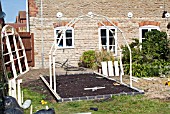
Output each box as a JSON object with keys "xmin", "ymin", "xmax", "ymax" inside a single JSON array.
[
  {"xmin": 142, "ymin": 30, "xmax": 170, "ymax": 61},
  {"xmin": 6, "ymin": 71, "xmax": 13, "ymax": 79},
  {"xmin": 95, "ymin": 49, "xmax": 114, "ymax": 66},
  {"xmin": 79, "ymin": 50, "xmax": 96, "ymax": 69},
  {"xmin": 79, "ymin": 50, "xmax": 114, "ymax": 69},
  {"xmin": 122, "ymin": 30, "xmax": 170, "ymax": 77}
]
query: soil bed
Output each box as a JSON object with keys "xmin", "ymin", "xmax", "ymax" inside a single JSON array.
[{"xmin": 44, "ymin": 73, "xmax": 141, "ymax": 101}]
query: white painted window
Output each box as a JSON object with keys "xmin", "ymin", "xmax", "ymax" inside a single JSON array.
[
  {"xmin": 98, "ymin": 26, "xmax": 117, "ymax": 55},
  {"xmin": 139, "ymin": 25, "xmax": 160, "ymax": 43},
  {"xmin": 54, "ymin": 27, "xmax": 74, "ymax": 48}
]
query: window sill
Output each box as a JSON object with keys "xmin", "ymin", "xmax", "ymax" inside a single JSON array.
[{"xmin": 56, "ymin": 46, "xmax": 75, "ymax": 49}]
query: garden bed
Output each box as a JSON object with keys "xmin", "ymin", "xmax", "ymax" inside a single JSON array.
[{"xmin": 42, "ymin": 73, "xmax": 144, "ymax": 102}]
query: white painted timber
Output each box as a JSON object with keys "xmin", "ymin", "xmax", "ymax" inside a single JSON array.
[
  {"xmin": 114, "ymin": 61, "xmax": 119, "ymax": 76},
  {"xmin": 30, "ymin": 105, "xmax": 33, "ymax": 114},
  {"xmin": 84, "ymin": 87, "xmax": 105, "ymax": 91},
  {"xmin": 8, "ymin": 79, "xmax": 12, "ymax": 96},
  {"xmin": 11, "ymin": 78, "xmax": 17, "ymax": 99},
  {"xmin": 108, "ymin": 61, "xmax": 114, "ymax": 76},
  {"xmin": 17, "ymin": 79, "xmax": 22, "ymax": 106},
  {"xmin": 1, "ymin": 25, "xmax": 30, "ymax": 103},
  {"xmin": 101, "ymin": 61, "xmax": 108, "ymax": 76}
]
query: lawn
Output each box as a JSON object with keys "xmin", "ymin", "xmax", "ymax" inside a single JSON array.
[{"xmin": 23, "ymin": 88, "xmax": 170, "ymax": 114}]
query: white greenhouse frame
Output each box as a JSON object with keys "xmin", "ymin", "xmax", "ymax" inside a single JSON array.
[
  {"xmin": 1, "ymin": 25, "xmax": 29, "ymax": 106},
  {"xmin": 39, "ymin": 13, "xmax": 143, "ymax": 102}
]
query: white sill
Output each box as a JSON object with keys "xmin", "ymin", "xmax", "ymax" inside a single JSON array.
[{"xmin": 57, "ymin": 46, "xmax": 75, "ymax": 49}]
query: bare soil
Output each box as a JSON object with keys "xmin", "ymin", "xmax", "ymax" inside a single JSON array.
[
  {"xmin": 20, "ymin": 68, "xmax": 170, "ymax": 102},
  {"xmin": 44, "ymin": 73, "xmax": 138, "ymax": 98}
]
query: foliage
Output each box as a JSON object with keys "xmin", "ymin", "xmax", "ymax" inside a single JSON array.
[
  {"xmin": 79, "ymin": 50, "xmax": 96, "ymax": 69},
  {"xmin": 6, "ymin": 71, "xmax": 13, "ymax": 79},
  {"xmin": 142, "ymin": 30, "xmax": 170, "ymax": 61},
  {"xmin": 79, "ymin": 50, "xmax": 114, "ymax": 69},
  {"xmin": 95, "ymin": 49, "xmax": 114, "ymax": 66},
  {"xmin": 122, "ymin": 30, "xmax": 170, "ymax": 77}
]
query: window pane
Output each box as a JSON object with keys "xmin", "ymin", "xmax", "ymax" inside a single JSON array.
[
  {"xmin": 142, "ymin": 29, "xmax": 148, "ymax": 38},
  {"xmin": 101, "ymin": 29, "xmax": 106, "ymax": 45},
  {"xmin": 66, "ymin": 30, "xmax": 72, "ymax": 37},
  {"xmin": 109, "ymin": 46, "xmax": 115, "ymax": 53},
  {"xmin": 101, "ymin": 29, "xmax": 106, "ymax": 36},
  {"xmin": 151, "ymin": 29, "xmax": 157, "ymax": 31},
  {"xmin": 56, "ymin": 30, "xmax": 63, "ymax": 47},
  {"xmin": 57, "ymin": 39, "xmax": 63, "ymax": 47},
  {"xmin": 101, "ymin": 38, "xmax": 106, "ymax": 45},
  {"xmin": 109, "ymin": 29, "xmax": 115, "ymax": 46},
  {"xmin": 66, "ymin": 39, "xmax": 72, "ymax": 46},
  {"xmin": 109, "ymin": 37, "xmax": 115, "ymax": 45},
  {"xmin": 66, "ymin": 29, "xmax": 73, "ymax": 47},
  {"xmin": 56, "ymin": 30, "xmax": 62, "ymax": 38},
  {"xmin": 109, "ymin": 29, "xmax": 115, "ymax": 37}
]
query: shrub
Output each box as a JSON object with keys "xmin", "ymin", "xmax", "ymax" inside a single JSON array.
[
  {"xmin": 79, "ymin": 50, "xmax": 96, "ymax": 68},
  {"xmin": 95, "ymin": 50, "xmax": 114, "ymax": 66},
  {"xmin": 79, "ymin": 50, "xmax": 114, "ymax": 69},
  {"xmin": 122, "ymin": 30, "xmax": 170, "ymax": 77}
]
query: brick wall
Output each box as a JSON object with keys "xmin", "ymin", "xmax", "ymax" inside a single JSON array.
[{"xmin": 29, "ymin": 0, "xmax": 170, "ymax": 68}]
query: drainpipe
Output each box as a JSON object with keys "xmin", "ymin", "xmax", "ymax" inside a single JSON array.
[
  {"xmin": 41, "ymin": 0, "xmax": 44, "ymax": 68},
  {"xmin": 26, "ymin": 0, "xmax": 29, "ymax": 32}
]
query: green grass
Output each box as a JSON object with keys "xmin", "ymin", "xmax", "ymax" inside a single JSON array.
[{"xmin": 23, "ymin": 88, "xmax": 170, "ymax": 114}]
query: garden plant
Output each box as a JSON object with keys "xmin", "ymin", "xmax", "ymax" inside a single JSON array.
[
  {"xmin": 122, "ymin": 30, "xmax": 170, "ymax": 77},
  {"xmin": 79, "ymin": 50, "xmax": 114, "ymax": 69}
]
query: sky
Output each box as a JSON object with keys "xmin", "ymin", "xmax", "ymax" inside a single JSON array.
[{"xmin": 1, "ymin": 0, "xmax": 26, "ymax": 23}]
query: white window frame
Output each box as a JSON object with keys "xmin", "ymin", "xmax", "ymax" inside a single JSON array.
[
  {"xmin": 139, "ymin": 25, "xmax": 160, "ymax": 44},
  {"xmin": 98, "ymin": 26, "xmax": 118, "ymax": 55},
  {"xmin": 54, "ymin": 26, "xmax": 74, "ymax": 48}
]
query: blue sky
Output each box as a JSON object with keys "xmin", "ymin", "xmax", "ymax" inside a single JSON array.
[{"xmin": 1, "ymin": 0, "xmax": 26, "ymax": 23}]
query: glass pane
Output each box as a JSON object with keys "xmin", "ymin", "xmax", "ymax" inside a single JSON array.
[
  {"xmin": 109, "ymin": 37, "xmax": 115, "ymax": 45},
  {"xmin": 66, "ymin": 30, "xmax": 72, "ymax": 37},
  {"xmin": 101, "ymin": 29, "xmax": 106, "ymax": 36},
  {"xmin": 66, "ymin": 39, "xmax": 72, "ymax": 46},
  {"xmin": 101, "ymin": 38, "xmax": 106, "ymax": 45},
  {"xmin": 109, "ymin": 46, "xmax": 115, "ymax": 52},
  {"xmin": 142, "ymin": 29, "xmax": 148, "ymax": 38},
  {"xmin": 109, "ymin": 29, "xmax": 115, "ymax": 37},
  {"xmin": 151, "ymin": 29, "xmax": 157, "ymax": 31},
  {"xmin": 109, "ymin": 29, "xmax": 115, "ymax": 46},
  {"xmin": 57, "ymin": 39, "xmax": 63, "ymax": 47},
  {"xmin": 56, "ymin": 30, "xmax": 62, "ymax": 38},
  {"xmin": 101, "ymin": 29, "xmax": 107, "ymax": 45}
]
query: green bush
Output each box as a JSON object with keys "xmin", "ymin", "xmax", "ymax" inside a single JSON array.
[
  {"xmin": 79, "ymin": 50, "xmax": 96, "ymax": 68},
  {"xmin": 124, "ymin": 61, "xmax": 170, "ymax": 77},
  {"xmin": 122, "ymin": 30, "xmax": 170, "ymax": 77},
  {"xmin": 79, "ymin": 50, "xmax": 114, "ymax": 69}
]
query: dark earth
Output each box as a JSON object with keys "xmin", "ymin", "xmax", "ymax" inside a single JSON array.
[
  {"xmin": 21, "ymin": 68, "xmax": 138, "ymax": 102},
  {"xmin": 44, "ymin": 73, "xmax": 138, "ymax": 98}
]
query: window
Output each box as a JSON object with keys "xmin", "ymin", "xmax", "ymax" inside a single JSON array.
[
  {"xmin": 98, "ymin": 26, "xmax": 117, "ymax": 55},
  {"xmin": 139, "ymin": 25, "xmax": 160, "ymax": 43},
  {"xmin": 54, "ymin": 27, "xmax": 74, "ymax": 48}
]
